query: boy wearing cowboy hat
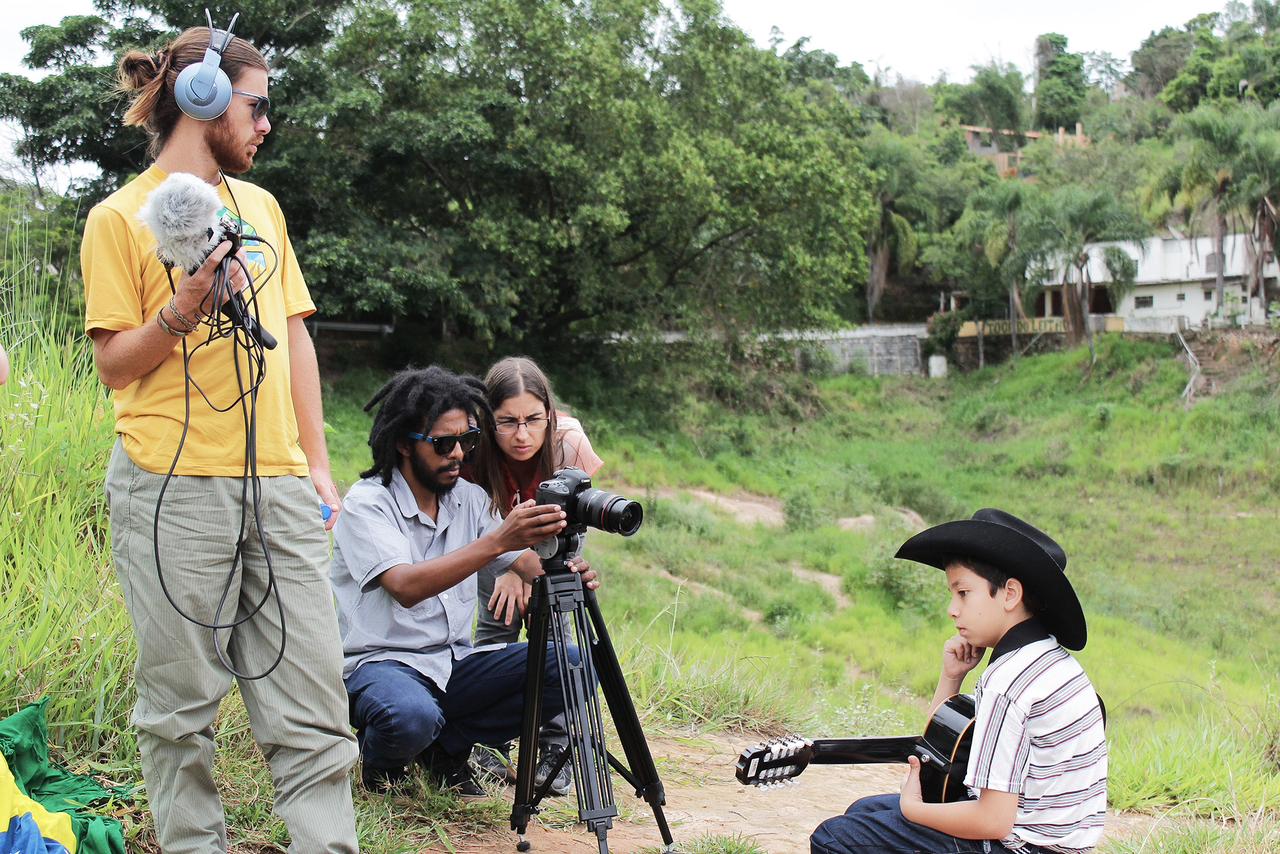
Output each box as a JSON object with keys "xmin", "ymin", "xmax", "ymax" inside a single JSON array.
[{"xmin": 811, "ymin": 509, "xmax": 1107, "ymax": 854}]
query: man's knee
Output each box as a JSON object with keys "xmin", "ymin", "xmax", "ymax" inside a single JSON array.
[
  {"xmin": 809, "ymin": 819, "xmax": 842, "ymax": 854},
  {"xmin": 355, "ymin": 692, "xmax": 444, "ymax": 757}
]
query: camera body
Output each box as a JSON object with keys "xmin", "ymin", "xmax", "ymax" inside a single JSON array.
[{"xmin": 533, "ymin": 468, "xmax": 643, "ymax": 566}]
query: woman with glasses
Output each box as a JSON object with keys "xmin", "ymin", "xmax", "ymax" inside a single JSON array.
[{"xmin": 466, "ymin": 355, "xmax": 602, "ymax": 795}]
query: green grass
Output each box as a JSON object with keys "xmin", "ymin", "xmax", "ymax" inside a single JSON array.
[
  {"xmin": 639, "ymin": 833, "xmax": 767, "ymax": 854},
  {"xmin": 5, "ymin": 231, "xmax": 1279, "ymax": 854}
]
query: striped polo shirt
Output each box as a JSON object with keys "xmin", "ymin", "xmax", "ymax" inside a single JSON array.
[{"xmin": 965, "ymin": 619, "xmax": 1108, "ymax": 853}]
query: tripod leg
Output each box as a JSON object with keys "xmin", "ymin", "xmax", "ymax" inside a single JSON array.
[
  {"xmin": 548, "ymin": 575, "xmax": 617, "ymax": 834},
  {"xmin": 584, "ymin": 588, "xmax": 676, "ymax": 848},
  {"xmin": 511, "ymin": 577, "xmax": 550, "ymax": 843}
]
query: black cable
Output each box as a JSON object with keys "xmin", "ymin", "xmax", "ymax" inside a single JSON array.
[{"xmin": 149, "ymin": 173, "xmax": 291, "ymax": 680}]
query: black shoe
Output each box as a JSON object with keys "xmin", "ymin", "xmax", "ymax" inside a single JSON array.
[
  {"xmin": 360, "ymin": 762, "xmax": 410, "ymax": 794},
  {"xmin": 471, "ymin": 742, "xmax": 517, "ymax": 786},
  {"xmin": 418, "ymin": 744, "xmax": 486, "ymax": 797},
  {"xmin": 534, "ymin": 742, "xmax": 572, "ymax": 797}
]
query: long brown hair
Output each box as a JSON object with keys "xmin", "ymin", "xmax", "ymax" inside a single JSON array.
[
  {"xmin": 473, "ymin": 357, "xmax": 561, "ymax": 515},
  {"xmin": 117, "ymin": 27, "xmax": 268, "ymax": 159}
]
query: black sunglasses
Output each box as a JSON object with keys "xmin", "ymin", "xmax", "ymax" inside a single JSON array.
[
  {"xmin": 406, "ymin": 427, "xmax": 481, "ymax": 456},
  {"xmin": 232, "ymin": 90, "xmax": 271, "ymax": 121}
]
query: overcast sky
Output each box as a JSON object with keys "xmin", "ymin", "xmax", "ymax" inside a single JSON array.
[{"xmin": 718, "ymin": 0, "xmax": 1223, "ymax": 82}]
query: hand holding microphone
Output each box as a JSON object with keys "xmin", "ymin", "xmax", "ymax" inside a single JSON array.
[
  {"xmin": 139, "ymin": 172, "xmax": 276, "ymax": 350},
  {"xmin": 174, "ymin": 238, "xmax": 248, "ymax": 322}
]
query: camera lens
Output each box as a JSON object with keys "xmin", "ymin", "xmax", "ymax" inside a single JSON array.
[{"xmin": 577, "ymin": 488, "xmax": 644, "ymax": 536}]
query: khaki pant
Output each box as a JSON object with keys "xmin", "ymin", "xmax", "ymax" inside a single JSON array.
[{"xmin": 106, "ymin": 440, "xmax": 358, "ymax": 853}]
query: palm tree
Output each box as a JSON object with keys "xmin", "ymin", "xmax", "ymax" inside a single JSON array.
[
  {"xmin": 1224, "ymin": 104, "xmax": 1280, "ymax": 321},
  {"xmin": 861, "ymin": 127, "xmax": 929, "ymax": 320},
  {"xmin": 1023, "ymin": 186, "xmax": 1146, "ymax": 362},
  {"xmin": 1168, "ymin": 105, "xmax": 1253, "ymax": 316}
]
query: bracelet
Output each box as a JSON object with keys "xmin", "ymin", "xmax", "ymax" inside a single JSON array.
[
  {"xmin": 167, "ymin": 297, "xmax": 200, "ymax": 332},
  {"xmin": 156, "ymin": 306, "xmax": 190, "ymax": 337}
]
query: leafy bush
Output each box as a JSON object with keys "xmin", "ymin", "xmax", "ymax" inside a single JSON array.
[{"xmin": 867, "ymin": 544, "xmax": 938, "ymax": 615}]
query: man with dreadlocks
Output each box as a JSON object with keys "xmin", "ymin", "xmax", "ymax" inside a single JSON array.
[{"xmin": 330, "ymin": 366, "xmax": 598, "ymax": 795}]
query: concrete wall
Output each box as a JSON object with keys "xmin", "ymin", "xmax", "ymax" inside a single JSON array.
[{"xmin": 783, "ymin": 325, "xmax": 927, "ymax": 376}]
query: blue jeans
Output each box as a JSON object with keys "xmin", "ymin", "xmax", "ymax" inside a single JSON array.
[
  {"xmin": 811, "ymin": 794, "xmax": 1022, "ymax": 854},
  {"xmin": 345, "ymin": 643, "xmax": 578, "ymax": 773}
]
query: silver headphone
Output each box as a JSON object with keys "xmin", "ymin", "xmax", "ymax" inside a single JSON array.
[{"xmin": 173, "ymin": 9, "xmax": 241, "ymax": 121}]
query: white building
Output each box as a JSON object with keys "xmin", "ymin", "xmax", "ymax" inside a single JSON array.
[{"xmin": 1037, "ymin": 233, "xmax": 1274, "ymax": 327}]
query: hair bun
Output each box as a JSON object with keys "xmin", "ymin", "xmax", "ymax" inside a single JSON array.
[{"xmin": 117, "ymin": 50, "xmax": 162, "ymax": 91}]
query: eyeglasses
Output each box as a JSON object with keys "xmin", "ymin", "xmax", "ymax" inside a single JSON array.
[
  {"xmin": 406, "ymin": 427, "xmax": 481, "ymax": 456},
  {"xmin": 494, "ymin": 415, "xmax": 549, "ymax": 436},
  {"xmin": 232, "ymin": 90, "xmax": 271, "ymax": 122}
]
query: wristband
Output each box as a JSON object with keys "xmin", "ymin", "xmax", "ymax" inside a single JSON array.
[
  {"xmin": 167, "ymin": 297, "xmax": 200, "ymax": 332},
  {"xmin": 156, "ymin": 306, "xmax": 190, "ymax": 337}
]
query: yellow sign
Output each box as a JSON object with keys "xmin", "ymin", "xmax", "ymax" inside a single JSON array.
[{"xmin": 958, "ymin": 318, "xmax": 1067, "ymax": 337}]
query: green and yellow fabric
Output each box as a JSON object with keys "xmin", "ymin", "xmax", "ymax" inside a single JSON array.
[
  {"xmin": 1, "ymin": 750, "xmax": 75, "ymax": 853},
  {"xmin": 0, "ymin": 701, "xmax": 128, "ymax": 854}
]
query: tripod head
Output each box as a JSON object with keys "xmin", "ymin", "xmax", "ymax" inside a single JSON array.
[{"xmin": 532, "ymin": 526, "xmax": 587, "ymax": 574}]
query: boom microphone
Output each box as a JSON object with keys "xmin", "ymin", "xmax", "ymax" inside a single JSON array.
[{"xmin": 139, "ymin": 172, "xmax": 277, "ymax": 350}]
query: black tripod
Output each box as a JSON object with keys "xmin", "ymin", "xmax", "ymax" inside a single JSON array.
[{"xmin": 510, "ymin": 536, "xmax": 675, "ymax": 854}]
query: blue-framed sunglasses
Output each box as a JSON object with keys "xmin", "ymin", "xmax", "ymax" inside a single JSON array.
[{"xmin": 406, "ymin": 427, "xmax": 481, "ymax": 456}]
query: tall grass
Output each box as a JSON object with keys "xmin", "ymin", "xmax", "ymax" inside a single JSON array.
[{"xmin": 0, "ymin": 228, "xmax": 135, "ymax": 765}]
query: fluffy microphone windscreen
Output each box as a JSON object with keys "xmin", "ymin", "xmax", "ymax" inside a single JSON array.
[{"xmin": 137, "ymin": 172, "xmax": 222, "ymax": 273}]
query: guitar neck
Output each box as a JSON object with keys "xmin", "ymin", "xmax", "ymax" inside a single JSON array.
[{"xmin": 807, "ymin": 736, "xmax": 921, "ymax": 766}]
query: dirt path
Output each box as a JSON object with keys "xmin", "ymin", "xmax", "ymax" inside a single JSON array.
[{"xmin": 450, "ymin": 733, "xmax": 1155, "ymax": 853}]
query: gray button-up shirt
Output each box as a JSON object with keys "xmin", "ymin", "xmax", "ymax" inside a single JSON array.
[{"xmin": 330, "ymin": 469, "xmax": 520, "ymax": 688}]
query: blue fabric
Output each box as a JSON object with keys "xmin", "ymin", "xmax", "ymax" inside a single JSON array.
[
  {"xmin": 811, "ymin": 793, "xmax": 1023, "ymax": 854},
  {"xmin": 0, "ymin": 813, "xmax": 72, "ymax": 854},
  {"xmin": 346, "ymin": 642, "xmax": 579, "ymax": 770}
]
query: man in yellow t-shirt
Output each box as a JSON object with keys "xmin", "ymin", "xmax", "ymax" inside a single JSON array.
[{"xmin": 80, "ymin": 22, "xmax": 357, "ymax": 854}]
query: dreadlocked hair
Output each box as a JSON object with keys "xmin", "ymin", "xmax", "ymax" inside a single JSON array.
[{"xmin": 362, "ymin": 366, "xmax": 492, "ymax": 486}]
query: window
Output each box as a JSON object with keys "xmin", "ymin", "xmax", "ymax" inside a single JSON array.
[
  {"xmin": 1176, "ymin": 293, "xmax": 1186, "ymax": 302},
  {"xmin": 1134, "ymin": 295, "xmax": 1155, "ymax": 309},
  {"xmin": 1204, "ymin": 289, "xmax": 1214, "ymax": 301}
]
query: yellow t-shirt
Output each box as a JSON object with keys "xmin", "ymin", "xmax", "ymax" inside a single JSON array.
[{"xmin": 82, "ymin": 165, "xmax": 316, "ymax": 476}]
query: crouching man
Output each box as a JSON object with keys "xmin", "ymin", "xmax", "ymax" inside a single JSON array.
[{"xmin": 332, "ymin": 366, "xmax": 597, "ymax": 794}]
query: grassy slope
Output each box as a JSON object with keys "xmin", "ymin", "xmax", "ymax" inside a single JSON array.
[
  {"xmin": 4, "ymin": 306, "xmax": 1277, "ymax": 850},
  {"xmin": 325, "ymin": 336, "xmax": 1280, "ymax": 839}
]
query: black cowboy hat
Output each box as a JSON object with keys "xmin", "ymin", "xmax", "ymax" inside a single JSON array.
[{"xmin": 894, "ymin": 508, "xmax": 1087, "ymax": 650}]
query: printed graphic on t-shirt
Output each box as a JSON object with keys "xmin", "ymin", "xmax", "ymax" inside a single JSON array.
[{"xmin": 216, "ymin": 207, "xmax": 270, "ymax": 284}]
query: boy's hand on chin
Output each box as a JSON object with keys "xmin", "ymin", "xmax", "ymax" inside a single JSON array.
[{"xmin": 941, "ymin": 635, "xmax": 985, "ymax": 681}]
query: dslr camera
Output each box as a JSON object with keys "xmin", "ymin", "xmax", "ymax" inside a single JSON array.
[{"xmin": 533, "ymin": 468, "xmax": 642, "ymax": 565}]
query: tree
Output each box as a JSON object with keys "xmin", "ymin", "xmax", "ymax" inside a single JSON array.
[
  {"xmin": 0, "ymin": 0, "xmax": 876, "ymax": 358},
  {"xmin": 1130, "ymin": 26, "xmax": 1198, "ymax": 97},
  {"xmin": 860, "ymin": 126, "xmax": 930, "ymax": 320},
  {"xmin": 934, "ymin": 61, "xmax": 1026, "ymax": 148},
  {"xmin": 1033, "ymin": 34, "xmax": 1087, "ymax": 131},
  {"xmin": 1214, "ymin": 103, "xmax": 1280, "ymax": 319},
  {"xmin": 1021, "ymin": 186, "xmax": 1146, "ymax": 359},
  {"xmin": 1083, "ymin": 51, "xmax": 1127, "ymax": 95},
  {"xmin": 1166, "ymin": 104, "xmax": 1254, "ymax": 314}
]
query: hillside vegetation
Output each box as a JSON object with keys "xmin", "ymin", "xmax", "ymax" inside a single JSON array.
[{"xmin": 4, "ymin": 257, "xmax": 1278, "ymax": 850}]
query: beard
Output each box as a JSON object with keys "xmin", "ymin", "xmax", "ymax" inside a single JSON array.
[
  {"xmin": 206, "ymin": 116, "xmax": 255, "ymax": 175},
  {"xmin": 410, "ymin": 452, "xmax": 460, "ymax": 498}
]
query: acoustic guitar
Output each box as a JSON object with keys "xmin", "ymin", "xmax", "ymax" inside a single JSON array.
[{"xmin": 734, "ymin": 693, "xmax": 976, "ymax": 803}]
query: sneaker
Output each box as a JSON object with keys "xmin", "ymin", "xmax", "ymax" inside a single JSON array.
[
  {"xmin": 418, "ymin": 744, "xmax": 486, "ymax": 798},
  {"xmin": 534, "ymin": 742, "xmax": 573, "ymax": 797},
  {"xmin": 471, "ymin": 742, "xmax": 517, "ymax": 786}
]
